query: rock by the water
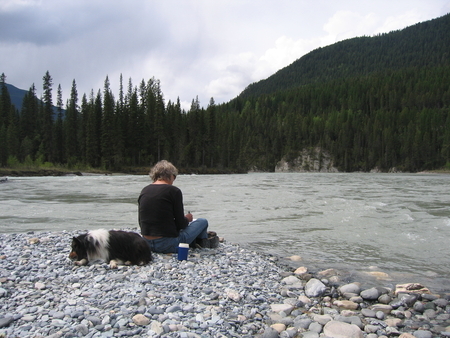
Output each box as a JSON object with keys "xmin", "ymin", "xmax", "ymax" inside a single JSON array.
[
  {"xmin": 360, "ymin": 287, "xmax": 382, "ymax": 300},
  {"xmin": 340, "ymin": 282, "xmax": 361, "ymax": 295},
  {"xmin": 304, "ymin": 278, "xmax": 326, "ymax": 297}
]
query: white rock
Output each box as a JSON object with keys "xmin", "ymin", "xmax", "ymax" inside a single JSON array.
[
  {"xmin": 150, "ymin": 320, "xmax": 164, "ymax": 334},
  {"xmin": 226, "ymin": 288, "xmax": 241, "ymax": 302},
  {"xmin": 287, "ymin": 255, "xmax": 302, "ymax": 261},
  {"xmin": 282, "ymin": 275, "xmax": 301, "ymax": 285},
  {"xmin": 270, "ymin": 303, "xmax": 294, "ymax": 314},
  {"xmin": 298, "ymin": 295, "xmax": 312, "ymax": 304},
  {"xmin": 323, "ymin": 320, "xmax": 363, "ymax": 338},
  {"xmin": 313, "ymin": 314, "xmax": 333, "ymax": 325},
  {"xmin": 271, "ymin": 323, "xmax": 286, "ymax": 333},
  {"xmin": 35, "ymin": 282, "xmax": 46, "ymax": 290},
  {"xmin": 294, "ymin": 266, "xmax": 308, "ymax": 275}
]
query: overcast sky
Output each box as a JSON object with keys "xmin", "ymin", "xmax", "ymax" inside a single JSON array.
[{"xmin": 1, "ymin": 1, "xmax": 449, "ymax": 110}]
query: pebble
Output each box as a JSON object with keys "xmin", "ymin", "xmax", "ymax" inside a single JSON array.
[{"xmin": 0, "ymin": 231, "xmax": 450, "ymax": 338}]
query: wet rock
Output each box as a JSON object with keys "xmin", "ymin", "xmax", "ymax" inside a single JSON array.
[
  {"xmin": 413, "ymin": 301, "xmax": 425, "ymax": 313},
  {"xmin": 371, "ymin": 304, "xmax": 393, "ymax": 314},
  {"xmin": 294, "ymin": 266, "xmax": 308, "ymax": 275},
  {"xmin": 361, "ymin": 287, "xmax": 382, "ymax": 300},
  {"xmin": 305, "ymin": 278, "xmax": 326, "ymax": 298},
  {"xmin": 339, "ymin": 283, "xmax": 361, "ymax": 296}
]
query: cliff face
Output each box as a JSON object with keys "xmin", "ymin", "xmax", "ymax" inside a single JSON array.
[{"xmin": 275, "ymin": 148, "xmax": 339, "ymax": 173}]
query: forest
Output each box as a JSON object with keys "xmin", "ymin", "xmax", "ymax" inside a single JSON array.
[{"xmin": 0, "ymin": 13, "xmax": 449, "ymax": 173}]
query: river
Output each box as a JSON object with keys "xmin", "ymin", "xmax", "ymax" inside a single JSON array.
[{"xmin": 1, "ymin": 172, "xmax": 449, "ymax": 293}]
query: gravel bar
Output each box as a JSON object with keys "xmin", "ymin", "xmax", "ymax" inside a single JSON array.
[{"xmin": 1, "ymin": 230, "xmax": 449, "ymax": 338}]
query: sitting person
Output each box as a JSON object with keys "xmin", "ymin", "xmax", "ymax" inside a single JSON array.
[{"xmin": 138, "ymin": 160, "xmax": 210, "ymax": 253}]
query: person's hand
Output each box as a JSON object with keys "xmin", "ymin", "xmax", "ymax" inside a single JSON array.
[{"xmin": 185, "ymin": 212, "xmax": 193, "ymax": 222}]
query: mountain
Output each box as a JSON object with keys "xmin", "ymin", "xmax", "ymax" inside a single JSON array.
[
  {"xmin": 218, "ymin": 13, "xmax": 450, "ymax": 172},
  {"xmin": 5, "ymin": 83, "xmax": 28, "ymax": 111},
  {"xmin": 239, "ymin": 13, "xmax": 450, "ymax": 99},
  {"xmin": 3, "ymin": 82, "xmax": 62, "ymax": 116}
]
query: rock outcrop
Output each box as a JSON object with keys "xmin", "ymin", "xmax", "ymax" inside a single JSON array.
[{"xmin": 275, "ymin": 147, "xmax": 338, "ymax": 173}]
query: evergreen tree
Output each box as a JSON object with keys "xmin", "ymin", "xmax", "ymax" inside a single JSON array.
[
  {"xmin": 101, "ymin": 76, "xmax": 116, "ymax": 169},
  {"xmin": 65, "ymin": 80, "xmax": 79, "ymax": 167},
  {"xmin": 54, "ymin": 84, "xmax": 64, "ymax": 164},
  {"xmin": 41, "ymin": 71, "xmax": 54, "ymax": 163},
  {"xmin": 0, "ymin": 73, "xmax": 11, "ymax": 129}
]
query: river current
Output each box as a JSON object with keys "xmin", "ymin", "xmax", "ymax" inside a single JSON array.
[{"xmin": 1, "ymin": 173, "xmax": 449, "ymax": 292}]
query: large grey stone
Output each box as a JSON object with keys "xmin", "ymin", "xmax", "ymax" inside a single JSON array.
[
  {"xmin": 360, "ymin": 287, "xmax": 381, "ymax": 300},
  {"xmin": 0, "ymin": 317, "xmax": 14, "ymax": 328},
  {"xmin": 339, "ymin": 283, "xmax": 361, "ymax": 295},
  {"xmin": 304, "ymin": 278, "xmax": 326, "ymax": 297},
  {"xmin": 413, "ymin": 330, "xmax": 433, "ymax": 338}
]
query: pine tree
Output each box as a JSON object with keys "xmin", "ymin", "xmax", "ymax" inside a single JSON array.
[
  {"xmin": 65, "ymin": 80, "xmax": 79, "ymax": 167},
  {"xmin": 54, "ymin": 84, "xmax": 64, "ymax": 164},
  {"xmin": 101, "ymin": 76, "xmax": 116, "ymax": 169},
  {"xmin": 0, "ymin": 73, "xmax": 11, "ymax": 129},
  {"xmin": 41, "ymin": 71, "xmax": 54, "ymax": 163}
]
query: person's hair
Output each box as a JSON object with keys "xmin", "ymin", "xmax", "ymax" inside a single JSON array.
[{"xmin": 149, "ymin": 160, "xmax": 178, "ymax": 182}]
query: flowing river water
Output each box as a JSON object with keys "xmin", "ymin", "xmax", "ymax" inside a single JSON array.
[{"xmin": 1, "ymin": 172, "xmax": 449, "ymax": 293}]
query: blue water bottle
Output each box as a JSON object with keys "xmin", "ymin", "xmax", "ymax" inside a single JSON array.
[{"xmin": 178, "ymin": 243, "xmax": 189, "ymax": 261}]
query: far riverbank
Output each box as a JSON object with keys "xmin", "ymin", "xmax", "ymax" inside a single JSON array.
[
  {"xmin": 1, "ymin": 167, "xmax": 449, "ymax": 178},
  {"xmin": 0, "ymin": 166, "xmax": 245, "ymax": 177}
]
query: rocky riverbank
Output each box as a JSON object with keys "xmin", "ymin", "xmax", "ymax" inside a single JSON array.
[{"xmin": 0, "ymin": 230, "xmax": 449, "ymax": 338}]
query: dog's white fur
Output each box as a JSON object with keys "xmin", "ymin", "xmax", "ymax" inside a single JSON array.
[{"xmin": 85, "ymin": 229, "xmax": 110, "ymax": 262}]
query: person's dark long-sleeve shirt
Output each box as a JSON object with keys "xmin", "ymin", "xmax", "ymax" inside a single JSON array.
[{"xmin": 138, "ymin": 184, "xmax": 189, "ymax": 237}]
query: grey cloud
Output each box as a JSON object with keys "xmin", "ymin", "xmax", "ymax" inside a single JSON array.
[{"xmin": 0, "ymin": 1, "xmax": 168, "ymax": 48}]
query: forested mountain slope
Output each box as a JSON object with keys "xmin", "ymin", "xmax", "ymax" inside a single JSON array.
[
  {"xmin": 239, "ymin": 13, "xmax": 450, "ymax": 99},
  {"xmin": 217, "ymin": 13, "xmax": 450, "ymax": 172}
]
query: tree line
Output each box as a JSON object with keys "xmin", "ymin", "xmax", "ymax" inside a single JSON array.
[
  {"xmin": 0, "ymin": 72, "xmax": 220, "ymax": 172},
  {"xmin": 1, "ymin": 63, "xmax": 449, "ymax": 174}
]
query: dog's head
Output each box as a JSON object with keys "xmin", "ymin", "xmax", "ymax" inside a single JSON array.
[{"xmin": 69, "ymin": 234, "xmax": 88, "ymax": 261}]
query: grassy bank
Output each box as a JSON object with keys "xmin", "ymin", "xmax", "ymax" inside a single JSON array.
[{"xmin": 0, "ymin": 167, "xmax": 111, "ymax": 177}]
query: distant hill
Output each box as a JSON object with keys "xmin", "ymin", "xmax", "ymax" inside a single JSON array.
[
  {"xmin": 5, "ymin": 83, "xmax": 28, "ymax": 111},
  {"xmin": 4, "ymin": 82, "xmax": 62, "ymax": 116},
  {"xmin": 239, "ymin": 13, "xmax": 450, "ymax": 99}
]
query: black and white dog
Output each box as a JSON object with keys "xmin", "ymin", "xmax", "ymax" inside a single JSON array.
[{"xmin": 69, "ymin": 229, "xmax": 152, "ymax": 268}]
